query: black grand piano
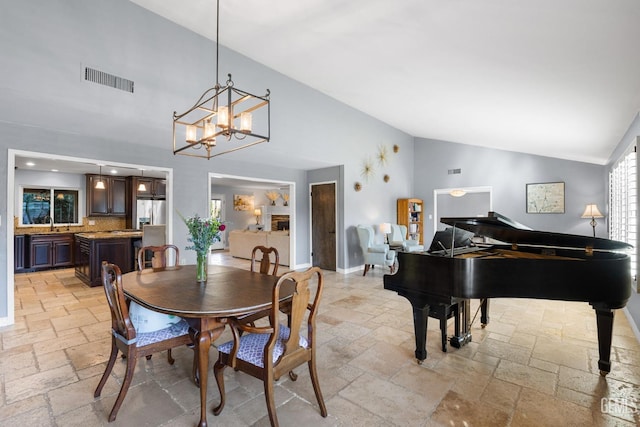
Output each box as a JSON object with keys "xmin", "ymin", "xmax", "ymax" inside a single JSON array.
[{"xmin": 383, "ymin": 212, "xmax": 632, "ymax": 375}]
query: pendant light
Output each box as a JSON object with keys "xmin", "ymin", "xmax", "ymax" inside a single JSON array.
[
  {"xmin": 95, "ymin": 165, "xmax": 105, "ymax": 189},
  {"xmin": 172, "ymin": 0, "xmax": 270, "ymax": 159},
  {"xmin": 138, "ymin": 170, "xmax": 147, "ymax": 192}
]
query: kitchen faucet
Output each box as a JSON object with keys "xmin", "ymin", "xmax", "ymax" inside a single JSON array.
[{"xmin": 50, "ymin": 216, "xmax": 54, "ymax": 231}]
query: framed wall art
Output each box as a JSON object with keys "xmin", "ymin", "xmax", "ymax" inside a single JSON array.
[
  {"xmin": 526, "ymin": 182, "xmax": 565, "ymax": 213},
  {"xmin": 233, "ymin": 194, "xmax": 254, "ymax": 211}
]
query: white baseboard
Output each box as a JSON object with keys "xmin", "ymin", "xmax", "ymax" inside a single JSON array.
[{"xmin": 623, "ymin": 307, "xmax": 640, "ymax": 344}]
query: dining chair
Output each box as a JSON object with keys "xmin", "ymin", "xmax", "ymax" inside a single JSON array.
[
  {"xmin": 213, "ymin": 266, "xmax": 327, "ymax": 427},
  {"xmin": 137, "ymin": 244, "xmax": 180, "ymax": 271},
  {"xmin": 94, "ymin": 262, "xmax": 194, "ymax": 422},
  {"xmin": 237, "ymin": 246, "xmax": 282, "ymax": 329},
  {"xmin": 251, "ymin": 245, "xmax": 280, "ymax": 275}
]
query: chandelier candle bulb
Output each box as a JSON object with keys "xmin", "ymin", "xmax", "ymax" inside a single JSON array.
[
  {"xmin": 240, "ymin": 112, "xmax": 252, "ymax": 132},
  {"xmin": 217, "ymin": 106, "xmax": 229, "ymax": 128},
  {"xmin": 203, "ymin": 121, "xmax": 216, "ymax": 141},
  {"xmin": 186, "ymin": 125, "xmax": 197, "ymax": 143}
]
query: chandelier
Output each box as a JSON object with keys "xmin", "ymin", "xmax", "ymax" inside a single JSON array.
[{"xmin": 173, "ymin": 0, "xmax": 270, "ymax": 160}]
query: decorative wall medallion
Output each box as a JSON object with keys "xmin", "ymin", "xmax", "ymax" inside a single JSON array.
[
  {"xmin": 361, "ymin": 158, "xmax": 374, "ymax": 182},
  {"xmin": 383, "ymin": 174, "xmax": 390, "ymax": 183},
  {"xmin": 377, "ymin": 145, "xmax": 388, "ymax": 166},
  {"xmin": 393, "ymin": 144, "xmax": 399, "ymax": 153},
  {"xmin": 354, "ymin": 182, "xmax": 362, "ymax": 192}
]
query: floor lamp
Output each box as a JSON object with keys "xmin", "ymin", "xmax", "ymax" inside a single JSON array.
[{"xmin": 581, "ymin": 204, "xmax": 604, "ymax": 237}]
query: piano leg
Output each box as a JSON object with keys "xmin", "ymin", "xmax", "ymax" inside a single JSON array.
[
  {"xmin": 481, "ymin": 298, "xmax": 490, "ymax": 327},
  {"xmin": 411, "ymin": 304, "xmax": 429, "ymax": 363},
  {"xmin": 450, "ymin": 299, "xmax": 472, "ymax": 348},
  {"xmin": 594, "ymin": 308, "xmax": 614, "ymax": 376}
]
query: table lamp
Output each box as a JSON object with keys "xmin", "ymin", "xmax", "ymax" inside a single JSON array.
[
  {"xmin": 380, "ymin": 222, "xmax": 391, "ymax": 244},
  {"xmin": 581, "ymin": 204, "xmax": 604, "ymax": 237},
  {"xmin": 254, "ymin": 208, "xmax": 262, "ymax": 225}
]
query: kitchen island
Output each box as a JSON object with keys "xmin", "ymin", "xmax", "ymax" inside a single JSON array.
[{"xmin": 75, "ymin": 231, "xmax": 142, "ymax": 287}]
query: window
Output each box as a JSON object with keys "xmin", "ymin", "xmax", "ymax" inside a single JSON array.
[
  {"xmin": 609, "ymin": 146, "xmax": 637, "ymax": 279},
  {"xmin": 22, "ymin": 187, "xmax": 79, "ymax": 226}
]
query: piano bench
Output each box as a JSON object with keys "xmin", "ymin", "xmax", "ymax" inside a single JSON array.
[{"xmin": 428, "ymin": 303, "xmax": 459, "ymax": 352}]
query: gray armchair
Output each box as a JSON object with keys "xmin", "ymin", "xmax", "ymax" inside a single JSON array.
[
  {"xmin": 388, "ymin": 224, "xmax": 424, "ymax": 253},
  {"xmin": 356, "ymin": 224, "xmax": 396, "ymax": 276}
]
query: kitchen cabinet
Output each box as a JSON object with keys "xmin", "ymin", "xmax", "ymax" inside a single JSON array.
[
  {"xmin": 75, "ymin": 234, "xmax": 136, "ymax": 287},
  {"xmin": 133, "ymin": 177, "xmax": 166, "ymax": 199},
  {"xmin": 29, "ymin": 233, "xmax": 74, "ymax": 270},
  {"xmin": 397, "ymin": 198, "xmax": 424, "ymax": 245},
  {"xmin": 86, "ymin": 174, "xmax": 128, "ymax": 216},
  {"xmin": 15, "ymin": 235, "xmax": 27, "ymax": 273}
]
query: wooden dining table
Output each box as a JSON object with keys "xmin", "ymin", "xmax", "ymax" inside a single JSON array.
[{"xmin": 121, "ymin": 264, "xmax": 292, "ymax": 427}]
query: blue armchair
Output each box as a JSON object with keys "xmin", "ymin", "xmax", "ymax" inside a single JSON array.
[
  {"xmin": 356, "ymin": 224, "xmax": 396, "ymax": 276},
  {"xmin": 388, "ymin": 224, "xmax": 424, "ymax": 253}
]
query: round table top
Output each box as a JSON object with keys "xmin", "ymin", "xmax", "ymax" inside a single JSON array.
[{"xmin": 122, "ymin": 264, "xmax": 288, "ymax": 318}]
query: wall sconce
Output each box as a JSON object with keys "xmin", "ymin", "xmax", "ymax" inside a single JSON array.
[
  {"xmin": 254, "ymin": 208, "xmax": 262, "ymax": 225},
  {"xmin": 581, "ymin": 204, "xmax": 604, "ymax": 237}
]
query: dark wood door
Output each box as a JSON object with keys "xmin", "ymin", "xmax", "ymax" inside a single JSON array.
[{"xmin": 311, "ymin": 183, "xmax": 336, "ymax": 271}]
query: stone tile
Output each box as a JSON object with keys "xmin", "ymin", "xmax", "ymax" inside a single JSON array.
[
  {"xmin": 494, "ymin": 359, "xmax": 557, "ymax": 395},
  {"xmin": 532, "ymin": 337, "xmax": 589, "ymax": 371},
  {"xmin": 511, "ymin": 387, "xmax": 593, "ymax": 426},
  {"xmin": 4, "ymin": 263, "xmax": 640, "ymax": 427},
  {"xmin": 5, "ymin": 364, "xmax": 77, "ymax": 404},
  {"xmin": 339, "ymin": 373, "xmax": 433, "ymax": 425},
  {"xmin": 431, "ymin": 390, "xmax": 510, "ymax": 426}
]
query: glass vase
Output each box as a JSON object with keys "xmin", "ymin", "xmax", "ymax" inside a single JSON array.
[{"xmin": 196, "ymin": 251, "xmax": 208, "ymax": 283}]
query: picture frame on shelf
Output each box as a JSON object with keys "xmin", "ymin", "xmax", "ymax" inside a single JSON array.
[{"xmin": 526, "ymin": 182, "xmax": 565, "ymax": 214}]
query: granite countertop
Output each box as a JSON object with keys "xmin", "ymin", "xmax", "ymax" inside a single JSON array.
[{"xmin": 75, "ymin": 231, "xmax": 143, "ymax": 239}]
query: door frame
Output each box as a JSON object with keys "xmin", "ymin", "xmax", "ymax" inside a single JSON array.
[
  {"xmin": 209, "ymin": 193, "xmax": 226, "ymax": 250},
  {"xmin": 309, "ymin": 180, "xmax": 337, "ymax": 270},
  {"xmin": 5, "ymin": 148, "xmax": 173, "ymax": 327},
  {"xmin": 208, "ymin": 173, "xmax": 296, "ymax": 267},
  {"xmin": 432, "ymin": 186, "xmax": 493, "ymax": 240}
]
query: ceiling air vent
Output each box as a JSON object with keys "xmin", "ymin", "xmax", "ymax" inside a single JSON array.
[
  {"xmin": 448, "ymin": 168, "xmax": 461, "ymax": 175},
  {"xmin": 84, "ymin": 67, "xmax": 134, "ymax": 93}
]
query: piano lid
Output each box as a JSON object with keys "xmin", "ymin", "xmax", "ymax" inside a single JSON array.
[{"xmin": 440, "ymin": 211, "xmax": 632, "ymax": 251}]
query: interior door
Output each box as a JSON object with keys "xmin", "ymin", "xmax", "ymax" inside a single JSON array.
[
  {"xmin": 210, "ymin": 195, "xmax": 225, "ymax": 250},
  {"xmin": 311, "ymin": 182, "xmax": 336, "ymax": 271}
]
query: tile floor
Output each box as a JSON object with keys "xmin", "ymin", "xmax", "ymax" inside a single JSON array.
[{"xmin": 1, "ymin": 252, "xmax": 639, "ymax": 426}]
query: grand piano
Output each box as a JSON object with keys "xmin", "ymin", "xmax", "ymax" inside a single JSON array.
[{"xmin": 383, "ymin": 212, "xmax": 632, "ymax": 375}]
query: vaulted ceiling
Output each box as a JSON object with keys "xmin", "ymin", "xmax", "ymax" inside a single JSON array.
[{"xmin": 129, "ymin": 0, "xmax": 640, "ymax": 165}]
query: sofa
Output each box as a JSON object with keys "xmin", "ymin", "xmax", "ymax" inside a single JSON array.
[{"xmin": 228, "ymin": 229, "xmax": 290, "ymax": 266}]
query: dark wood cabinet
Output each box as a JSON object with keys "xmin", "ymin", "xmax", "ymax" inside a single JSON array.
[
  {"xmin": 15, "ymin": 235, "xmax": 27, "ymax": 273},
  {"xmin": 86, "ymin": 175, "xmax": 128, "ymax": 216},
  {"xmin": 75, "ymin": 235, "xmax": 134, "ymax": 287},
  {"xmin": 132, "ymin": 177, "xmax": 166, "ymax": 199},
  {"xmin": 29, "ymin": 234, "xmax": 74, "ymax": 270}
]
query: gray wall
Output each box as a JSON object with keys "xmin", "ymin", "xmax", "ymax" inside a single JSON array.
[
  {"xmin": 0, "ymin": 0, "xmax": 413, "ymax": 321},
  {"xmin": 414, "ymin": 138, "xmax": 607, "ymax": 241}
]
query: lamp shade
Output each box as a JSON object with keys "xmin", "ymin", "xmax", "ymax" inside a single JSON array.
[
  {"xmin": 581, "ymin": 204, "xmax": 604, "ymax": 218},
  {"xmin": 254, "ymin": 208, "xmax": 262, "ymax": 216},
  {"xmin": 380, "ymin": 223, "xmax": 391, "ymax": 234}
]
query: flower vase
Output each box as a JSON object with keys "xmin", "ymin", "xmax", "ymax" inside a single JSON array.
[
  {"xmin": 270, "ymin": 200, "xmax": 276, "ymax": 206},
  {"xmin": 196, "ymin": 252, "xmax": 208, "ymax": 283}
]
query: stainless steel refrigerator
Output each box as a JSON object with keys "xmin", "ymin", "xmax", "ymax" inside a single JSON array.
[{"xmin": 136, "ymin": 199, "xmax": 166, "ymax": 229}]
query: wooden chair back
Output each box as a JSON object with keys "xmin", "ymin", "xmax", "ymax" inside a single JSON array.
[
  {"xmin": 213, "ymin": 266, "xmax": 327, "ymax": 426},
  {"xmin": 94, "ymin": 262, "xmax": 193, "ymax": 422},
  {"xmin": 250, "ymin": 245, "xmax": 279, "ymax": 275},
  {"xmin": 137, "ymin": 244, "xmax": 180, "ymax": 271}
]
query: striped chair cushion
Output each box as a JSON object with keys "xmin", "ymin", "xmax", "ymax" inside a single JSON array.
[
  {"xmin": 137, "ymin": 319, "xmax": 190, "ymax": 347},
  {"xmin": 217, "ymin": 325, "xmax": 308, "ymax": 368}
]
